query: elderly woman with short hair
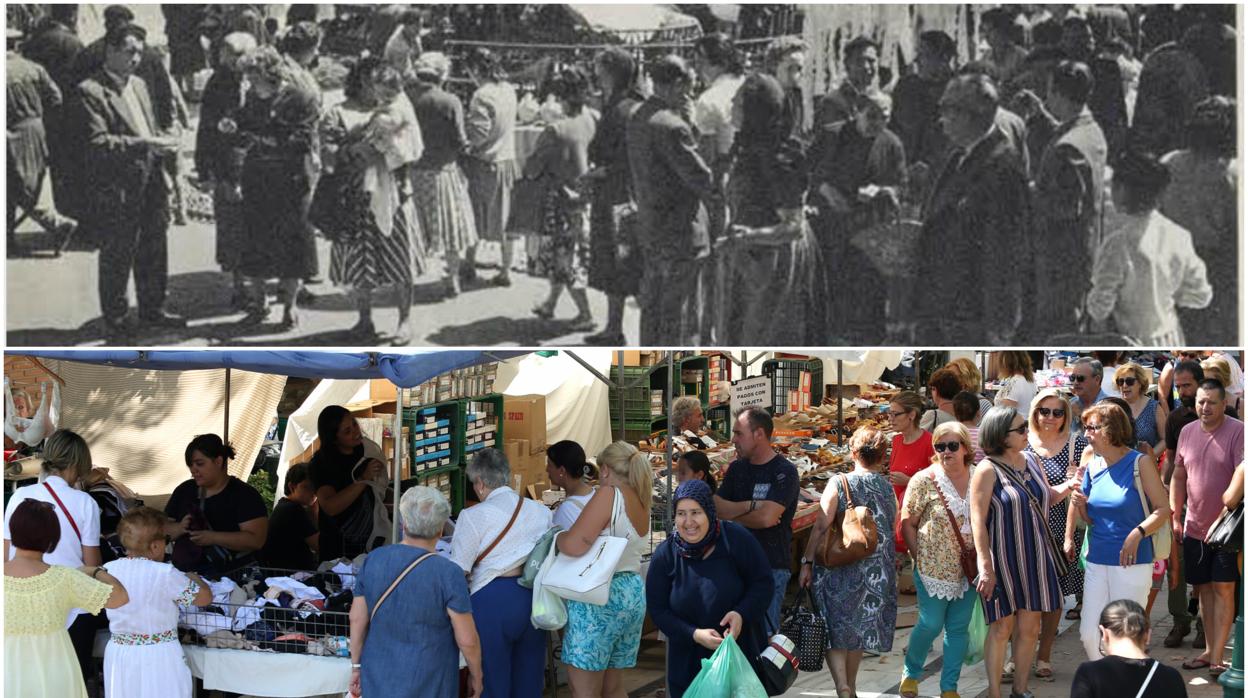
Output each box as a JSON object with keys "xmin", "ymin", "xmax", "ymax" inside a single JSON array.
[
  {"xmin": 971, "ymin": 406, "xmax": 1084, "ymax": 698},
  {"xmin": 670, "ymin": 396, "xmax": 704, "ymax": 437},
  {"xmin": 450, "ymin": 449, "xmax": 553, "ymax": 697},
  {"xmin": 350, "ymin": 486, "xmax": 483, "ymax": 698}
]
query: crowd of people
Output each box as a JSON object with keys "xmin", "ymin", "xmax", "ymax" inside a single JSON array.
[
  {"xmin": 3, "ymin": 350, "xmax": 1242, "ymax": 698},
  {"xmin": 6, "ymin": 4, "xmax": 1238, "ymax": 345}
]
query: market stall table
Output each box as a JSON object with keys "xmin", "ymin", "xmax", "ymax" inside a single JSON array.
[{"xmin": 183, "ymin": 645, "xmax": 350, "ymax": 697}]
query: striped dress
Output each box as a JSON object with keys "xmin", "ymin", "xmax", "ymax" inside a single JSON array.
[{"xmin": 984, "ymin": 453, "xmax": 1062, "ymax": 623}]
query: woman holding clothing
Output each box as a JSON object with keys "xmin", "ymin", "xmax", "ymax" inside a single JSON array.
[
  {"xmin": 556, "ymin": 441, "xmax": 651, "ymax": 698},
  {"xmin": 164, "ymin": 434, "xmax": 268, "ymax": 577},
  {"xmin": 1023, "ymin": 389, "xmax": 1087, "ymax": 678},
  {"xmin": 971, "ymin": 406, "xmax": 1084, "ymax": 698},
  {"xmin": 307, "ymin": 406, "xmax": 389, "ymax": 562},
  {"xmin": 898, "ymin": 423, "xmax": 978, "ymax": 698},
  {"xmin": 449, "ymin": 449, "xmax": 552, "ymax": 697},
  {"xmin": 1069, "ymin": 403, "xmax": 1170, "ymax": 661},
  {"xmin": 800, "ymin": 426, "xmax": 898, "ymax": 698},
  {"xmin": 646, "ymin": 479, "xmax": 773, "ymax": 697}
]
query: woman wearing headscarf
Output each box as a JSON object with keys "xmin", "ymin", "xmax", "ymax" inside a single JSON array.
[
  {"xmin": 722, "ymin": 72, "xmax": 822, "ymax": 344},
  {"xmin": 1087, "ymin": 150, "xmax": 1212, "ymax": 344},
  {"xmin": 808, "ymin": 90, "xmax": 907, "ymax": 341},
  {"xmin": 583, "ymin": 47, "xmax": 645, "ymax": 345},
  {"xmin": 1160, "ymin": 96, "xmax": 1237, "ymax": 345},
  {"xmin": 235, "ymin": 45, "xmax": 321, "ymax": 329},
  {"xmin": 306, "ymin": 406, "xmax": 389, "ymax": 562},
  {"xmin": 645, "ymin": 479, "xmax": 774, "ymax": 698},
  {"xmin": 462, "ymin": 47, "xmax": 520, "ymax": 287},
  {"xmin": 526, "ymin": 67, "xmax": 598, "ymax": 331},
  {"xmin": 319, "ymin": 56, "xmax": 424, "ymax": 344},
  {"xmin": 408, "ymin": 52, "xmax": 479, "ymax": 298}
]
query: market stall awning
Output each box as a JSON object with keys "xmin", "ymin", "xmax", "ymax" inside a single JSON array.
[
  {"xmin": 17, "ymin": 351, "xmax": 525, "ymax": 389},
  {"xmin": 566, "ymin": 4, "xmax": 701, "ymax": 42}
]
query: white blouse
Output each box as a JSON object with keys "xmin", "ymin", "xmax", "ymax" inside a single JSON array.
[
  {"xmin": 450, "ymin": 487, "xmax": 552, "ymax": 596},
  {"xmin": 102, "ymin": 558, "xmax": 200, "ymax": 637}
]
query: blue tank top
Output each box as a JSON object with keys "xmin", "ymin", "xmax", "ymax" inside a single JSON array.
[{"xmin": 1082, "ymin": 451, "xmax": 1154, "ymax": 566}]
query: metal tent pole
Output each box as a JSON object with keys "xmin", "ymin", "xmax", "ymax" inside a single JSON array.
[
  {"xmin": 837, "ymin": 360, "xmax": 844, "ymax": 447},
  {"xmin": 618, "ymin": 351, "xmax": 625, "ymax": 441},
  {"xmin": 393, "ymin": 387, "xmax": 404, "ymax": 544},
  {"xmin": 223, "ymin": 368, "xmax": 231, "ymax": 445},
  {"xmin": 665, "ymin": 352, "xmax": 674, "ymax": 537}
]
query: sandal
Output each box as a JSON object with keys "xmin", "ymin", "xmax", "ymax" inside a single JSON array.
[
  {"xmin": 1182, "ymin": 657, "xmax": 1212, "ymax": 670},
  {"xmin": 1210, "ymin": 663, "xmax": 1229, "ymax": 677},
  {"xmin": 1034, "ymin": 660, "xmax": 1054, "ymax": 681},
  {"xmin": 1002, "ymin": 660, "xmax": 1015, "ymax": 680},
  {"xmin": 1065, "ymin": 607, "xmax": 1081, "ymax": 620},
  {"xmin": 899, "ymin": 677, "xmax": 919, "ymax": 698}
]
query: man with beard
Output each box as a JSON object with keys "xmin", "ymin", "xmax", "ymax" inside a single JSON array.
[{"xmin": 1161, "ymin": 359, "xmax": 1205, "ymax": 649}]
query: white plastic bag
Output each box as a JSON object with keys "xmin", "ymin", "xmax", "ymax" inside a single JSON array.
[{"xmin": 531, "ymin": 532, "xmax": 567, "ymax": 630}]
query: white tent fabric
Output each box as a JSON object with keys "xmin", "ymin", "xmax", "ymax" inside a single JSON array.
[
  {"xmin": 495, "ymin": 351, "xmax": 614, "ymax": 459},
  {"xmin": 274, "ymin": 379, "xmax": 371, "ymax": 498},
  {"xmin": 37, "ymin": 361, "xmax": 286, "ymax": 507}
]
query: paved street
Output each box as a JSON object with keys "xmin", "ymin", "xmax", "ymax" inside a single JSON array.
[{"xmin": 7, "ymin": 213, "xmax": 641, "ymax": 347}]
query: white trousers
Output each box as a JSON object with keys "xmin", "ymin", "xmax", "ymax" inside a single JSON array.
[{"xmin": 1080, "ymin": 561, "xmax": 1153, "ymax": 659}]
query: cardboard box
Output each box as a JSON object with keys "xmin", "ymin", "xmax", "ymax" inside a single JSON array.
[
  {"xmin": 504, "ymin": 437, "xmax": 548, "ymax": 492},
  {"xmin": 504, "ymin": 395, "xmax": 546, "ymax": 452},
  {"xmin": 611, "ymin": 351, "xmax": 642, "ymax": 366}
]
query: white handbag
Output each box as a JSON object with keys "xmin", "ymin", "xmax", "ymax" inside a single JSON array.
[
  {"xmin": 530, "ymin": 532, "xmax": 568, "ymax": 630},
  {"xmin": 541, "ymin": 489, "xmax": 628, "ymax": 606}
]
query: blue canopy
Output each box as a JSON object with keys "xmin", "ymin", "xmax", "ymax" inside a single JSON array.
[{"xmin": 16, "ymin": 350, "xmax": 526, "ymax": 388}]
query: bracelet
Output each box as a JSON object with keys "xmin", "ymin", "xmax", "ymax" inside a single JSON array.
[
  {"xmin": 351, "ymin": 663, "xmax": 362, "ymax": 670},
  {"xmin": 749, "ymin": 499, "xmax": 757, "ymax": 512},
  {"xmin": 1136, "ymin": 525, "xmax": 1147, "ymax": 539},
  {"xmin": 91, "ymin": 567, "xmax": 104, "ymax": 579}
]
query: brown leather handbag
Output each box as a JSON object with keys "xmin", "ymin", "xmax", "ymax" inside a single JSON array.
[{"xmin": 817, "ymin": 473, "xmax": 879, "ymax": 567}]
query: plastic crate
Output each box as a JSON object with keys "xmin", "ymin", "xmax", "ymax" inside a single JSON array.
[
  {"xmin": 405, "ymin": 464, "xmax": 465, "ymax": 514},
  {"xmin": 762, "ymin": 358, "xmax": 824, "ymax": 415}
]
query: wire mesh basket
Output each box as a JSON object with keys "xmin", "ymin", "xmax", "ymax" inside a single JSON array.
[{"xmin": 177, "ymin": 566, "xmax": 355, "ymax": 656}]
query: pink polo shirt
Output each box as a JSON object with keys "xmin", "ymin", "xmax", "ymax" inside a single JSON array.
[{"xmin": 1175, "ymin": 416, "xmax": 1244, "ymax": 540}]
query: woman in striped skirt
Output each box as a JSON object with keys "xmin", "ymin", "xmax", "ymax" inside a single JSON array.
[
  {"xmin": 970, "ymin": 407, "xmax": 1085, "ymax": 698},
  {"xmin": 318, "ymin": 57, "xmax": 424, "ymax": 344}
]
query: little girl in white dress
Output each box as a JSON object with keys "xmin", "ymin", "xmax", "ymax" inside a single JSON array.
[{"xmin": 103, "ymin": 507, "xmax": 212, "ymax": 698}]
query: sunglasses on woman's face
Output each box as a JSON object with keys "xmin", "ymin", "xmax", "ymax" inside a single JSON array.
[
  {"xmin": 1083, "ymin": 423, "xmax": 1103, "ymax": 433},
  {"xmin": 1037, "ymin": 407, "xmax": 1066, "ymax": 418},
  {"xmin": 934, "ymin": 441, "xmax": 962, "ymax": 453},
  {"xmin": 1116, "ymin": 377, "xmax": 1137, "ymax": 387},
  {"xmin": 1007, "ymin": 424, "xmax": 1028, "ymax": 435}
]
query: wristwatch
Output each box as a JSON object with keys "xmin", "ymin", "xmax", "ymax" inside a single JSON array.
[
  {"xmin": 800, "ymin": 556, "xmax": 813, "ymax": 567},
  {"xmin": 351, "ymin": 663, "xmax": 362, "ymax": 670}
]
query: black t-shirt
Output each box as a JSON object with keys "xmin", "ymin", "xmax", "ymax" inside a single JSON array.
[
  {"xmin": 164, "ymin": 476, "xmax": 268, "ymax": 574},
  {"xmin": 718, "ymin": 454, "xmax": 799, "ymax": 570},
  {"xmin": 262, "ymin": 497, "xmax": 317, "ymax": 571},
  {"xmin": 307, "ymin": 446, "xmax": 375, "ymax": 562},
  {"xmin": 1071, "ymin": 656, "xmax": 1187, "ymax": 698}
]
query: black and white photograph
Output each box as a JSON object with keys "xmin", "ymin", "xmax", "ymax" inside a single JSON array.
[{"xmin": 5, "ymin": 3, "xmax": 1240, "ymax": 347}]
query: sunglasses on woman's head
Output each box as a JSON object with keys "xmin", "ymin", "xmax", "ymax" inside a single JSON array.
[
  {"xmin": 1037, "ymin": 407, "xmax": 1066, "ymax": 418},
  {"xmin": 934, "ymin": 441, "xmax": 961, "ymax": 453},
  {"xmin": 1116, "ymin": 377, "xmax": 1137, "ymax": 387}
]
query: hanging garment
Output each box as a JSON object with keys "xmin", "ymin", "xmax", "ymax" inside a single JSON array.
[{"xmin": 4, "ymin": 379, "xmax": 60, "ymax": 446}]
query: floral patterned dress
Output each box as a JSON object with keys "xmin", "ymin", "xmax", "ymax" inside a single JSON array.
[{"xmin": 813, "ymin": 471, "xmax": 898, "ymax": 651}]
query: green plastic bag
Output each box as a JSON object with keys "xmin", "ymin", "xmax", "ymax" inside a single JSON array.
[
  {"xmin": 684, "ymin": 634, "xmax": 768, "ymax": 698},
  {"xmin": 964, "ymin": 596, "xmax": 988, "ymax": 666}
]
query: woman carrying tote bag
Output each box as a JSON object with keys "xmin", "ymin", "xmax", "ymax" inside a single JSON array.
[{"xmin": 552, "ymin": 442, "xmax": 651, "ymax": 698}]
